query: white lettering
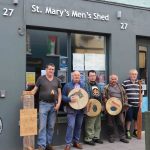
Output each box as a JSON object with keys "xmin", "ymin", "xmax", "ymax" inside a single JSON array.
[
  {"xmin": 65, "ymin": 9, "xmax": 69, "ymax": 17},
  {"xmin": 30, "ymin": 5, "xmax": 112, "ymax": 22},
  {"xmin": 86, "ymin": 12, "xmax": 92, "ymax": 19},
  {"xmin": 93, "ymin": 13, "xmax": 109, "ymax": 21},
  {"xmin": 3, "ymin": 8, "xmax": 14, "ymax": 16},
  {"xmin": 72, "ymin": 10, "xmax": 86, "ymax": 19},
  {"xmin": 120, "ymin": 23, "xmax": 128, "ymax": 30},
  {"xmin": 31, "ymin": 5, "xmax": 37, "ymax": 13},
  {"xmin": 45, "ymin": 7, "xmax": 64, "ymax": 17},
  {"xmin": 31, "ymin": 5, "xmax": 41, "ymax": 13}
]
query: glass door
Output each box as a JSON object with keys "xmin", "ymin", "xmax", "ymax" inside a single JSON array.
[
  {"xmin": 138, "ymin": 45, "xmax": 148, "ymax": 112},
  {"xmin": 71, "ymin": 33, "xmax": 107, "ymax": 90}
]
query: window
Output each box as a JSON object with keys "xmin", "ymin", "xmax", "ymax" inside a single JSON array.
[{"xmin": 71, "ymin": 33, "xmax": 106, "ymax": 89}]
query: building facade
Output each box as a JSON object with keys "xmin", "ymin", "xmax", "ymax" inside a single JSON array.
[{"xmin": 0, "ymin": 0, "xmax": 150, "ymax": 149}]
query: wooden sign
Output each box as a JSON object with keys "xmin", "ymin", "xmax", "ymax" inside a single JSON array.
[{"xmin": 20, "ymin": 109, "xmax": 37, "ymax": 136}]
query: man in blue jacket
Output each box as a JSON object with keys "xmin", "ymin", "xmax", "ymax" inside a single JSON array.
[{"xmin": 62, "ymin": 71, "xmax": 85, "ymax": 150}]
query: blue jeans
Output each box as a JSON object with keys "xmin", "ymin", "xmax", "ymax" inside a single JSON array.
[
  {"xmin": 65, "ymin": 111, "xmax": 84, "ymax": 145},
  {"xmin": 37, "ymin": 101, "xmax": 56, "ymax": 148}
]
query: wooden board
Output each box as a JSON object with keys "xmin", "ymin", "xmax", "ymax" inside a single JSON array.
[{"xmin": 20, "ymin": 108, "xmax": 37, "ymax": 136}]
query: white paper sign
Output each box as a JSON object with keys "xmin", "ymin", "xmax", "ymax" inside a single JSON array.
[
  {"xmin": 73, "ymin": 53, "xmax": 84, "ymax": 71},
  {"xmin": 85, "ymin": 54, "xmax": 105, "ymax": 70}
]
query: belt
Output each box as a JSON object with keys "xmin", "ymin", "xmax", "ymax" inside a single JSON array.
[{"xmin": 40, "ymin": 99, "xmax": 55, "ymax": 103}]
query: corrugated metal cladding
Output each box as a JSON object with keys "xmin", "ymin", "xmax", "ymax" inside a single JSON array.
[{"xmin": 104, "ymin": 0, "xmax": 150, "ymax": 8}]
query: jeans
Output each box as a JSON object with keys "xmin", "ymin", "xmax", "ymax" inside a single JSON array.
[
  {"xmin": 65, "ymin": 111, "xmax": 84, "ymax": 145},
  {"xmin": 37, "ymin": 101, "xmax": 56, "ymax": 148}
]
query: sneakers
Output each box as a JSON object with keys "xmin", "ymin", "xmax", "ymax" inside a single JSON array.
[
  {"xmin": 120, "ymin": 138, "xmax": 129, "ymax": 143},
  {"xmin": 126, "ymin": 131, "xmax": 132, "ymax": 139},
  {"xmin": 133, "ymin": 130, "xmax": 138, "ymax": 138},
  {"xmin": 93, "ymin": 139, "xmax": 103, "ymax": 144}
]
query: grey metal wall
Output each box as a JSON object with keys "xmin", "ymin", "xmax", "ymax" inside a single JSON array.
[
  {"xmin": 25, "ymin": 0, "xmax": 150, "ymax": 81},
  {"xmin": 0, "ymin": 0, "xmax": 150, "ymax": 149},
  {"xmin": 0, "ymin": 0, "xmax": 26, "ymax": 150}
]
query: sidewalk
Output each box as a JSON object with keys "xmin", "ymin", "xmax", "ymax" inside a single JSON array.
[{"xmin": 55, "ymin": 132, "xmax": 145, "ymax": 150}]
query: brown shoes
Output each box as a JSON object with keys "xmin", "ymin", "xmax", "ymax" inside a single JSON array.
[
  {"xmin": 38, "ymin": 146, "xmax": 45, "ymax": 150},
  {"xmin": 73, "ymin": 142, "xmax": 83, "ymax": 149},
  {"xmin": 46, "ymin": 145, "xmax": 55, "ymax": 150},
  {"xmin": 64, "ymin": 145, "xmax": 71, "ymax": 150},
  {"xmin": 64, "ymin": 142, "xmax": 83, "ymax": 150}
]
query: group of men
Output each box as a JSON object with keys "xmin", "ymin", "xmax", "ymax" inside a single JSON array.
[{"xmin": 31, "ymin": 63, "xmax": 141, "ymax": 150}]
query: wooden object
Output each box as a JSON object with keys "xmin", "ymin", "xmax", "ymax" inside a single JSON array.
[
  {"xmin": 86, "ymin": 99, "xmax": 102, "ymax": 117},
  {"xmin": 106, "ymin": 97, "xmax": 122, "ymax": 116},
  {"xmin": 68, "ymin": 88, "xmax": 88, "ymax": 110},
  {"xmin": 21, "ymin": 91, "xmax": 37, "ymax": 150},
  {"xmin": 20, "ymin": 109, "xmax": 37, "ymax": 136},
  {"xmin": 137, "ymin": 80, "xmax": 142, "ymax": 139}
]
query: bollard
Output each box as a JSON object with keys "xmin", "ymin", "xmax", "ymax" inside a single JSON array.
[{"xmin": 144, "ymin": 111, "xmax": 150, "ymax": 150}]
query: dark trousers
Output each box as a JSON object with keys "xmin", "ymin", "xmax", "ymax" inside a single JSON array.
[{"xmin": 106, "ymin": 112, "xmax": 126, "ymax": 139}]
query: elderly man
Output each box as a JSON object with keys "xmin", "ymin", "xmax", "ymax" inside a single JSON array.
[
  {"xmin": 122, "ymin": 69, "xmax": 141, "ymax": 139},
  {"xmin": 62, "ymin": 71, "xmax": 85, "ymax": 150},
  {"xmin": 103, "ymin": 74, "xmax": 129, "ymax": 143},
  {"xmin": 31, "ymin": 63, "xmax": 62, "ymax": 150}
]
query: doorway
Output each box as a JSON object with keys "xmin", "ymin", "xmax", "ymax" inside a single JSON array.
[
  {"xmin": 25, "ymin": 28, "xmax": 108, "ymax": 144},
  {"xmin": 137, "ymin": 36, "xmax": 150, "ymax": 111}
]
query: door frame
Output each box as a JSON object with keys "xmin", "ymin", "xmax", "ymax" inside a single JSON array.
[{"xmin": 136, "ymin": 36, "xmax": 150, "ymax": 111}]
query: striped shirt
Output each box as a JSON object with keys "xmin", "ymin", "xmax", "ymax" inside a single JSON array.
[{"xmin": 122, "ymin": 79, "xmax": 140, "ymax": 107}]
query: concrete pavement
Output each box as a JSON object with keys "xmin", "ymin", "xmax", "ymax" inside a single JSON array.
[{"xmin": 55, "ymin": 132, "xmax": 145, "ymax": 150}]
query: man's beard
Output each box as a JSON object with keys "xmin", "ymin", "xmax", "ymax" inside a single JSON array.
[{"xmin": 90, "ymin": 81, "xmax": 96, "ymax": 86}]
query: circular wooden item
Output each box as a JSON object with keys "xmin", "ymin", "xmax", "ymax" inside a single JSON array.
[
  {"xmin": 68, "ymin": 88, "xmax": 88, "ymax": 110},
  {"xmin": 86, "ymin": 99, "xmax": 102, "ymax": 117},
  {"xmin": 106, "ymin": 97, "xmax": 122, "ymax": 116}
]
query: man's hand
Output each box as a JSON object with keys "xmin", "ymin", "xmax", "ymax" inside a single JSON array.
[
  {"xmin": 70, "ymin": 95, "xmax": 78, "ymax": 103},
  {"xmin": 54, "ymin": 103, "xmax": 60, "ymax": 111}
]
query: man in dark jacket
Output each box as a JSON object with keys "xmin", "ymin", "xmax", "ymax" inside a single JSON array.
[{"xmin": 84, "ymin": 70, "xmax": 103, "ymax": 145}]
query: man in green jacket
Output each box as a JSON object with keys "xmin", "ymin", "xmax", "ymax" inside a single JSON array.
[{"xmin": 84, "ymin": 70, "xmax": 103, "ymax": 145}]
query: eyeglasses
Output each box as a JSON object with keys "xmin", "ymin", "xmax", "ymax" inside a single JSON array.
[
  {"xmin": 47, "ymin": 68, "xmax": 55, "ymax": 71},
  {"xmin": 89, "ymin": 75, "xmax": 96, "ymax": 77}
]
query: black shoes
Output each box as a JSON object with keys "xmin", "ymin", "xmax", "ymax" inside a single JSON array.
[
  {"xmin": 84, "ymin": 140, "xmax": 95, "ymax": 145},
  {"xmin": 84, "ymin": 138, "xmax": 103, "ymax": 145},
  {"xmin": 108, "ymin": 137, "xmax": 129, "ymax": 143},
  {"xmin": 132, "ymin": 130, "xmax": 138, "ymax": 138},
  {"xmin": 108, "ymin": 138, "xmax": 115, "ymax": 143},
  {"xmin": 120, "ymin": 138, "xmax": 129, "ymax": 143},
  {"xmin": 93, "ymin": 139, "xmax": 103, "ymax": 144},
  {"xmin": 46, "ymin": 145, "xmax": 55, "ymax": 150}
]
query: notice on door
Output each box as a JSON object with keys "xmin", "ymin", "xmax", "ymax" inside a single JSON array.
[{"xmin": 20, "ymin": 109, "xmax": 37, "ymax": 136}]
